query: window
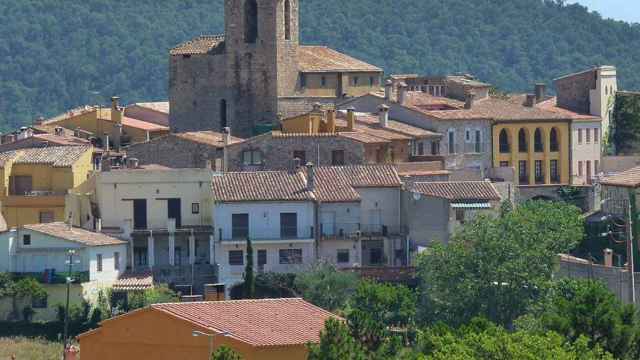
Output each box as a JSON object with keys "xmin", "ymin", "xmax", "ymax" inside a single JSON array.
[
  {"xmin": 232, "ymin": 214, "xmax": 249, "ymax": 239},
  {"xmin": 578, "ymin": 161, "xmax": 583, "ymax": 177},
  {"xmin": 417, "ymin": 142, "xmax": 424, "ymax": 156},
  {"xmin": 11, "ymin": 175, "xmax": 32, "ymax": 195},
  {"xmin": 499, "ymin": 129, "xmax": 510, "ymax": 153},
  {"xmin": 578, "ymin": 129, "xmax": 583, "ymax": 144},
  {"xmin": 519, "ymin": 160, "xmax": 528, "ymax": 184},
  {"xmin": 293, "ymin": 150, "xmax": 306, "ymax": 164},
  {"xmin": 518, "ymin": 129, "xmax": 528, "ymax": 153},
  {"xmin": 22, "ymin": 234, "xmax": 31, "ymax": 246},
  {"xmin": 284, "ymin": 0, "xmax": 291, "ymax": 40},
  {"xmin": 550, "ymin": 160, "xmax": 560, "ymax": 183},
  {"xmin": 369, "ymin": 76, "xmax": 375, "ymax": 86},
  {"xmin": 332, "ymin": 150, "xmax": 345, "ymax": 165},
  {"xmin": 134, "ymin": 247, "xmax": 148, "ymax": 266},
  {"xmin": 534, "ymin": 128, "xmax": 543, "ymax": 153},
  {"xmin": 337, "ymin": 249, "xmax": 350, "ymax": 264},
  {"xmin": 500, "ymin": 161, "xmax": 509, "ymax": 167},
  {"xmin": 229, "ymin": 250, "xmax": 244, "ymax": 266},
  {"xmin": 448, "ymin": 129, "xmax": 456, "ymax": 154},
  {"xmin": 280, "ymin": 213, "xmax": 298, "ymax": 239},
  {"xmin": 586, "ymin": 128, "xmax": 591, "ymax": 144},
  {"xmin": 587, "ymin": 161, "xmax": 592, "ymax": 179},
  {"xmin": 242, "ymin": 150, "xmax": 262, "ymax": 165},
  {"xmin": 300, "ymin": 74, "xmax": 307, "ymax": 88},
  {"xmin": 465, "ymin": 129, "xmax": 471, "ymax": 143},
  {"xmin": 594, "ymin": 128, "xmax": 599, "ymax": 143},
  {"xmin": 279, "ymin": 249, "xmax": 303, "ymax": 264},
  {"xmin": 96, "ymin": 254, "xmax": 103, "ymax": 272},
  {"xmin": 320, "ymin": 76, "xmax": 326, "ymax": 87},
  {"xmin": 455, "ymin": 209, "xmax": 465, "ymax": 222},
  {"xmin": 244, "ymin": 0, "xmax": 258, "ymax": 43},
  {"xmin": 595, "ymin": 160, "xmax": 600, "ymax": 174},
  {"xmin": 535, "ymin": 160, "xmax": 544, "ymax": 184},
  {"xmin": 114, "ymin": 252, "xmax": 120, "ymax": 270},
  {"xmin": 550, "ymin": 128, "xmax": 559, "ymax": 152},
  {"xmin": 192, "ymin": 203, "xmax": 200, "ymax": 214},
  {"xmin": 258, "ymin": 249, "xmax": 267, "ymax": 267},
  {"xmin": 352, "ymin": 76, "xmax": 359, "ymax": 86},
  {"xmin": 474, "ymin": 130, "xmax": 482, "ymax": 153},
  {"xmin": 431, "ymin": 141, "xmax": 440, "ymax": 155},
  {"xmin": 39, "ymin": 211, "xmax": 54, "ymax": 224}
]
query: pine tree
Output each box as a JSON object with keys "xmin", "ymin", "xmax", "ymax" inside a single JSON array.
[{"xmin": 243, "ymin": 237, "xmax": 255, "ymax": 299}]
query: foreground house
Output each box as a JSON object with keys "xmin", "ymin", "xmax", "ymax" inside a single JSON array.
[{"xmin": 78, "ymin": 298, "xmax": 337, "ymax": 360}]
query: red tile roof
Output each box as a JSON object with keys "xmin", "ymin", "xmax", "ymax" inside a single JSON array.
[
  {"xmin": 151, "ymin": 298, "xmax": 339, "ymax": 347},
  {"xmin": 212, "ymin": 171, "xmax": 315, "ymax": 202},
  {"xmin": 0, "ymin": 145, "xmax": 91, "ymax": 168},
  {"xmin": 535, "ymin": 97, "xmax": 601, "ymax": 121},
  {"xmin": 22, "ymin": 222, "xmax": 127, "ymax": 247},
  {"xmin": 312, "ymin": 164, "xmax": 402, "ymax": 203},
  {"xmin": 174, "ymin": 131, "xmax": 243, "ymax": 148},
  {"xmin": 122, "ymin": 117, "xmax": 169, "ymax": 132},
  {"xmin": 600, "ymin": 166, "xmax": 640, "ymax": 188},
  {"xmin": 411, "ymin": 181, "xmax": 501, "ymax": 201},
  {"xmin": 298, "ymin": 46, "xmax": 382, "ymax": 73},
  {"xmin": 113, "ymin": 271, "xmax": 154, "ymax": 291},
  {"xmin": 170, "ymin": 35, "xmax": 225, "ymax": 55}
]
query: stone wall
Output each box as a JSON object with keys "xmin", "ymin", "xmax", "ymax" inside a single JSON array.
[
  {"xmin": 555, "ymin": 70, "xmax": 596, "ymax": 114},
  {"xmin": 126, "ymin": 135, "xmax": 223, "ymax": 170}
]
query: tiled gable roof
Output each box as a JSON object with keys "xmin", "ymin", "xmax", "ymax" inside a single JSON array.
[
  {"xmin": 23, "ymin": 222, "xmax": 127, "ymax": 247},
  {"xmin": 174, "ymin": 131, "xmax": 243, "ymax": 148},
  {"xmin": 151, "ymin": 298, "xmax": 339, "ymax": 347},
  {"xmin": 170, "ymin": 35, "xmax": 225, "ymax": 55},
  {"xmin": 212, "ymin": 171, "xmax": 314, "ymax": 202},
  {"xmin": 0, "ymin": 145, "xmax": 91, "ymax": 168},
  {"xmin": 312, "ymin": 164, "xmax": 402, "ymax": 203},
  {"xmin": 121, "ymin": 117, "xmax": 169, "ymax": 132},
  {"xmin": 130, "ymin": 102, "xmax": 170, "ymax": 114},
  {"xmin": 298, "ymin": 46, "xmax": 381, "ymax": 73},
  {"xmin": 600, "ymin": 166, "xmax": 640, "ymax": 188},
  {"xmin": 535, "ymin": 97, "xmax": 601, "ymax": 121},
  {"xmin": 113, "ymin": 271, "xmax": 154, "ymax": 291},
  {"xmin": 411, "ymin": 181, "xmax": 501, "ymax": 201}
]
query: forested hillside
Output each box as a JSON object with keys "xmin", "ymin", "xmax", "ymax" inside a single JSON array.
[{"xmin": 1, "ymin": 0, "xmax": 640, "ymax": 130}]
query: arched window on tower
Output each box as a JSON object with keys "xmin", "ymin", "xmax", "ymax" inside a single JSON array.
[
  {"xmin": 220, "ymin": 99, "xmax": 228, "ymax": 130},
  {"xmin": 550, "ymin": 128, "xmax": 560, "ymax": 152},
  {"xmin": 534, "ymin": 128, "xmax": 543, "ymax": 152},
  {"xmin": 245, "ymin": 0, "xmax": 258, "ymax": 44},
  {"xmin": 284, "ymin": 0, "xmax": 292, "ymax": 40},
  {"xmin": 518, "ymin": 128, "xmax": 528, "ymax": 153}
]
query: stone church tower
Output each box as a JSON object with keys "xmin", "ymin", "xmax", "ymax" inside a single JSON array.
[{"xmin": 170, "ymin": 0, "xmax": 300, "ymax": 137}]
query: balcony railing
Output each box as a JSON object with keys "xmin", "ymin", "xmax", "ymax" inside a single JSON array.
[
  {"xmin": 220, "ymin": 226, "xmax": 314, "ymax": 241},
  {"xmin": 321, "ymin": 223, "xmax": 406, "ymax": 239}
]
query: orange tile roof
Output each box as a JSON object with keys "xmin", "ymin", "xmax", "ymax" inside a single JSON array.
[
  {"xmin": 337, "ymin": 112, "xmax": 440, "ymax": 139},
  {"xmin": 151, "ymin": 298, "xmax": 339, "ymax": 347},
  {"xmin": 394, "ymin": 162, "xmax": 449, "ymax": 176},
  {"xmin": 535, "ymin": 97, "xmax": 601, "ymax": 121},
  {"xmin": 338, "ymin": 131, "xmax": 390, "ymax": 144},
  {"xmin": 411, "ymin": 181, "xmax": 501, "ymax": 201},
  {"xmin": 174, "ymin": 131, "xmax": 243, "ymax": 148},
  {"xmin": 113, "ymin": 271, "xmax": 154, "ymax": 291},
  {"xmin": 0, "ymin": 145, "xmax": 91, "ymax": 168},
  {"xmin": 170, "ymin": 35, "xmax": 225, "ymax": 55},
  {"xmin": 600, "ymin": 166, "xmax": 640, "ymax": 188},
  {"xmin": 312, "ymin": 164, "xmax": 402, "ymax": 203},
  {"xmin": 212, "ymin": 171, "xmax": 315, "ymax": 202},
  {"xmin": 298, "ymin": 46, "xmax": 382, "ymax": 73},
  {"xmin": 130, "ymin": 102, "xmax": 170, "ymax": 114},
  {"xmin": 23, "ymin": 222, "xmax": 127, "ymax": 247},
  {"xmin": 122, "ymin": 117, "xmax": 169, "ymax": 132}
]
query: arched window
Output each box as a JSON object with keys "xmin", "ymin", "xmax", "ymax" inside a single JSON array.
[
  {"xmin": 534, "ymin": 128, "xmax": 543, "ymax": 152},
  {"xmin": 550, "ymin": 128, "xmax": 560, "ymax": 152},
  {"xmin": 245, "ymin": 0, "xmax": 258, "ymax": 44},
  {"xmin": 220, "ymin": 99, "xmax": 227, "ymax": 130},
  {"xmin": 518, "ymin": 128, "xmax": 528, "ymax": 153},
  {"xmin": 284, "ymin": 0, "xmax": 291, "ymax": 40},
  {"xmin": 499, "ymin": 129, "xmax": 510, "ymax": 153}
]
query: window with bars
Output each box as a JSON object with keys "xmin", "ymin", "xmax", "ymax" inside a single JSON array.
[
  {"xmin": 535, "ymin": 160, "xmax": 544, "ymax": 184},
  {"xmin": 279, "ymin": 249, "xmax": 303, "ymax": 264},
  {"xmin": 550, "ymin": 160, "xmax": 560, "ymax": 183}
]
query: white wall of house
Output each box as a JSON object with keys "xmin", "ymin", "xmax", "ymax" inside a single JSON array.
[
  {"xmin": 590, "ymin": 66, "xmax": 617, "ymax": 137},
  {"xmin": 572, "ymin": 120, "xmax": 602, "ymax": 185},
  {"xmin": 96, "ymin": 168, "xmax": 216, "ymax": 232},
  {"xmin": 319, "ymin": 202, "xmax": 360, "ymax": 236},
  {"xmin": 87, "ymin": 244, "xmax": 127, "ymax": 283},
  {"xmin": 357, "ymin": 187, "xmax": 402, "ymax": 230},
  {"xmin": 319, "ymin": 238, "xmax": 361, "ymax": 267}
]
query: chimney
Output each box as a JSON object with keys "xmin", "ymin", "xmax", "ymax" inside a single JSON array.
[
  {"xmin": 306, "ymin": 162, "xmax": 315, "ymax": 191},
  {"xmin": 346, "ymin": 107, "xmax": 356, "ymax": 131},
  {"xmin": 384, "ymin": 80, "xmax": 394, "ymax": 101},
  {"xmin": 525, "ymin": 94, "xmax": 537, "ymax": 107},
  {"xmin": 397, "ymin": 82, "xmax": 408, "ymax": 105},
  {"xmin": 535, "ymin": 83, "xmax": 546, "ymax": 103},
  {"xmin": 604, "ymin": 248, "xmax": 613, "ymax": 267},
  {"xmin": 326, "ymin": 109, "xmax": 336, "ymax": 133},
  {"xmin": 223, "ymin": 127, "xmax": 231, "ymax": 172},
  {"xmin": 378, "ymin": 104, "xmax": 389, "ymax": 128},
  {"xmin": 464, "ymin": 92, "xmax": 476, "ymax": 109},
  {"xmin": 110, "ymin": 96, "xmax": 123, "ymax": 125}
]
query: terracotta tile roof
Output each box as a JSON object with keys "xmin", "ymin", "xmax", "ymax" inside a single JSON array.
[
  {"xmin": 151, "ymin": 298, "xmax": 339, "ymax": 347},
  {"xmin": 337, "ymin": 131, "xmax": 390, "ymax": 144},
  {"xmin": 174, "ymin": 131, "xmax": 243, "ymax": 148},
  {"xmin": 170, "ymin": 35, "xmax": 225, "ymax": 55},
  {"xmin": 312, "ymin": 164, "xmax": 402, "ymax": 203},
  {"xmin": 122, "ymin": 117, "xmax": 169, "ymax": 132},
  {"xmin": 0, "ymin": 145, "xmax": 91, "ymax": 168},
  {"xmin": 411, "ymin": 181, "xmax": 501, "ymax": 201},
  {"xmin": 22, "ymin": 222, "xmax": 127, "ymax": 247},
  {"xmin": 337, "ymin": 111, "xmax": 441, "ymax": 139},
  {"xmin": 212, "ymin": 171, "xmax": 315, "ymax": 202},
  {"xmin": 130, "ymin": 102, "xmax": 170, "ymax": 114},
  {"xmin": 600, "ymin": 166, "xmax": 640, "ymax": 188},
  {"xmin": 113, "ymin": 271, "xmax": 154, "ymax": 291},
  {"xmin": 394, "ymin": 161, "xmax": 449, "ymax": 176},
  {"xmin": 32, "ymin": 134, "xmax": 91, "ymax": 146},
  {"xmin": 298, "ymin": 46, "xmax": 381, "ymax": 73},
  {"xmin": 535, "ymin": 97, "xmax": 601, "ymax": 121}
]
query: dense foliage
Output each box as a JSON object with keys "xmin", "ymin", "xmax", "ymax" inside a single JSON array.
[
  {"xmin": 2, "ymin": 0, "xmax": 640, "ymax": 130},
  {"xmin": 294, "ymin": 262, "xmax": 360, "ymax": 312},
  {"xmin": 611, "ymin": 92, "xmax": 640, "ymax": 155},
  {"xmin": 211, "ymin": 345, "xmax": 243, "ymax": 360}
]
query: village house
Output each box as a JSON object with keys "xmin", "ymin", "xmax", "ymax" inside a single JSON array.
[
  {"xmin": 169, "ymin": 0, "xmax": 382, "ymax": 137},
  {"xmin": 0, "ymin": 145, "xmax": 94, "ymax": 228},
  {"xmin": 78, "ymin": 298, "xmax": 338, "ymax": 360},
  {"xmin": 124, "ymin": 101, "xmax": 170, "ymax": 127},
  {"xmin": 0, "ymin": 222, "xmax": 127, "ymax": 321}
]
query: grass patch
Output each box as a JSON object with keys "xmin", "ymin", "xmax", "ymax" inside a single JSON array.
[{"xmin": 0, "ymin": 337, "xmax": 64, "ymax": 360}]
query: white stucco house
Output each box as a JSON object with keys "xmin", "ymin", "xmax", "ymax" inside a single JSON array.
[{"xmin": 212, "ymin": 169, "xmax": 317, "ymax": 287}]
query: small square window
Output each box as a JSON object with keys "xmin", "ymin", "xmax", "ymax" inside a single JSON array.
[
  {"xmin": 192, "ymin": 203, "xmax": 200, "ymax": 214},
  {"xmin": 321, "ymin": 76, "xmax": 326, "ymax": 87},
  {"xmin": 229, "ymin": 250, "xmax": 244, "ymax": 266},
  {"xmin": 337, "ymin": 249, "xmax": 350, "ymax": 264},
  {"xmin": 22, "ymin": 234, "xmax": 31, "ymax": 246}
]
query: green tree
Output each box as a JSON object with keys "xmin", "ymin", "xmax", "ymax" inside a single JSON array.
[
  {"xmin": 294, "ymin": 262, "xmax": 360, "ymax": 312},
  {"xmin": 243, "ymin": 237, "xmax": 255, "ymax": 299},
  {"xmin": 308, "ymin": 318, "xmax": 367, "ymax": 360},
  {"xmin": 524, "ymin": 279, "xmax": 640, "ymax": 359},
  {"xmin": 128, "ymin": 285, "xmax": 179, "ymax": 310},
  {"xmin": 417, "ymin": 201, "xmax": 583, "ymax": 327},
  {"xmin": 211, "ymin": 345, "xmax": 242, "ymax": 360}
]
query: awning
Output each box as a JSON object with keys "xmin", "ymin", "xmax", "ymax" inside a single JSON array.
[{"xmin": 450, "ymin": 203, "xmax": 492, "ymax": 209}]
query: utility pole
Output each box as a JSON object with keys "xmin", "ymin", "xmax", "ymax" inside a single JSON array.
[
  {"xmin": 63, "ymin": 249, "xmax": 78, "ymax": 355},
  {"xmin": 628, "ymin": 200, "xmax": 636, "ymax": 304}
]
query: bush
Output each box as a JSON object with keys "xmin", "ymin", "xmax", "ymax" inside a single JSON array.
[{"xmin": 294, "ymin": 262, "xmax": 360, "ymax": 312}]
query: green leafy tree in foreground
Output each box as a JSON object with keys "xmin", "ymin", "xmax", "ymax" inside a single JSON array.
[
  {"xmin": 211, "ymin": 345, "xmax": 243, "ymax": 360},
  {"xmin": 308, "ymin": 318, "xmax": 367, "ymax": 360},
  {"xmin": 417, "ymin": 201, "xmax": 584, "ymax": 327},
  {"xmin": 243, "ymin": 237, "xmax": 255, "ymax": 299},
  {"xmin": 294, "ymin": 262, "xmax": 360, "ymax": 312}
]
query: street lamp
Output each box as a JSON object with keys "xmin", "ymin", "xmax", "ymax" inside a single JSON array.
[
  {"xmin": 192, "ymin": 330, "xmax": 232, "ymax": 359},
  {"xmin": 63, "ymin": 249, "xmax": 80, "ymax": 355}
]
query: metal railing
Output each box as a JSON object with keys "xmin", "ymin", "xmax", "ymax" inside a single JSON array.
[
  {"xmin": 220, "ymin": 226, "xmax": 314, "ymax": 241},
  {"xmin": 320, "ymin": 223, "xmax": 407, "ymax": 239}
]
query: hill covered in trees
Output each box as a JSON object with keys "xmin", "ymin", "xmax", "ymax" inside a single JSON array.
[{"xmin": 1, "ymin": 0, "xmax": 640, "ymax": 130}]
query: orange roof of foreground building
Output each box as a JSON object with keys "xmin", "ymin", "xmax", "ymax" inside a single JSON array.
[{"xmin": 600, "ymin": 166, "xmax": 640, "ymax": 188}]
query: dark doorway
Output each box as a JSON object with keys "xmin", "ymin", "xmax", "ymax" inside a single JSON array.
[
  {"xmin": 168, "ymin": 198, "xmax": 182, "ymax": 229},
  {"xmin": 133, "ymin": 199, "xmax": 147, "ymax": 230}
]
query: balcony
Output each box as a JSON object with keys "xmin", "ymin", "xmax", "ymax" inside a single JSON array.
[
  {"xmin": 219, "ymin": 226, "xmax": 314, "ymax": 242},
  {"xmin": 5, "ymin": 190, "xmax": 66, "ymax": 207},
  {"xmin": 320, "ymin": 223, "xmax": 407, "ymax": 240}
]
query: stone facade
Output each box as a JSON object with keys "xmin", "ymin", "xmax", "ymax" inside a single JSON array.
[{"xmin": 125, "ymin": 134, "xmax": 224, "ymax": 170}]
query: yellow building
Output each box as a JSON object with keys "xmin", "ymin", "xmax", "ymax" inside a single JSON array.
[
  {"xmin": 0, "ymin": 145, "xmax": 94, "ymax": 227},
  {"xmin": 78, "ymin": 298, "xmax": 338, "ymax": 360},
  {"xmin": 493, "ymin": 122, "xmax": 570, "ymax": 185}
]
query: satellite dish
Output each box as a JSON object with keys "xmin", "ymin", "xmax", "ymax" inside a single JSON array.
[{"xmin": 412, "ymin": 192, "xmax": 422, "ymax": 201}]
